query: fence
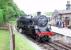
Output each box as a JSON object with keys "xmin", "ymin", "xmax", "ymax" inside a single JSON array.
[
  {"xmin": 9, "ymin": 24, "xmax": 15, "ymax": 50},
  {"xmin": 0, "ymin": 24, "xmax": 9, "ymax": 30}
]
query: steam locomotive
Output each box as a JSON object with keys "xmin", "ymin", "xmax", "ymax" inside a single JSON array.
[{"xmin": 16, "ymin": 12, "xmax": 54, "ymax": 42}]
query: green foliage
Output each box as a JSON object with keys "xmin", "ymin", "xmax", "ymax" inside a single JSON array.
[
  {"xmin": 0, "ymin": 9, "xmax": 3, "ymax": 24},
  {"xmin": 20, "ymin": 11, "xmax": 26, "ymax": 16},
  {"xmin": 46, "ymin": 12, "xmax": 52, "ymax": 16},
  {"xmin": 0, "ymin": 0, "xmax": 26, "ymax": 24}
]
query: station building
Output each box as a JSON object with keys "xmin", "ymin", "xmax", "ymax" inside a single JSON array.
[{"xmin": 52, "ymin": 1, "xmax": 71, "ymax": 28}]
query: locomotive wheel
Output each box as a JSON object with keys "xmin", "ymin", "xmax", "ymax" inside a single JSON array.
[
  {"xmin": 35, "ymin": 36, "xmax": 44, "ymax": 43},
  {"xmin": 16, "ymin": 27, "xmax": 20, "ymax": 32},
  {"xmin": 19, "ymin": 28, "xmax": 25, "ymax": 34},
  {"xmin": 35, "ymin": 35, "xmax": 41, "ymax": 42},
  {"xmin": 19, "ymin": 28, "xmax": 22, "ymax": 33}
]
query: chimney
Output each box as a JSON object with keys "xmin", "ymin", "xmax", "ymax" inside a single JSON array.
[
  {"xmin": 37, "ymin": 12, "xmax": 41, "ymax": 16},
  {"xmin": 66, "ymin": 1, "xmax": 71, "ymax": 10}
]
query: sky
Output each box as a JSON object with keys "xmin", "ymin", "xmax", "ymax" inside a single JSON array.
[{"xmin": 13, "ymin": 0, "xmax": 71, "ymax": 14}]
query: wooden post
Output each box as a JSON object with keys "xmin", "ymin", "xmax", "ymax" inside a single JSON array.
[{"xmin": 9, "ymin": 24, "xmax": 15, "ymax": 50}]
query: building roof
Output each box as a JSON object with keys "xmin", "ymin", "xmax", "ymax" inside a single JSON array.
[{"xmin": 57, "ymin": 10, "xmax": 71, "ymax": 15}]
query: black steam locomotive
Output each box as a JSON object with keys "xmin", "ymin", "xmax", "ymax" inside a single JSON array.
[{"xmin": 16, "ymin": 12, "xmax": 54, "ymax": 42}]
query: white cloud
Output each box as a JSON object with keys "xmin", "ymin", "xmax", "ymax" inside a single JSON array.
[{"xmin": 13, "ymin": 0, "xmax": 71, "ymax": 14}]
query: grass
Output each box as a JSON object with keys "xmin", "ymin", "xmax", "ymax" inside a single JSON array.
[
  {"xmin": 15, "ymin": 32, "xmax": 40, "ymax": 50},
  {"xmin": 0, "ymin": 30, "xmax": 10, "ymax": 50}
]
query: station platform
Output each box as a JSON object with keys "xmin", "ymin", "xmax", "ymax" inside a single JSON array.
[{"xmin": 51, "ymin": 26, "xmax": 71, "ymax": 37}]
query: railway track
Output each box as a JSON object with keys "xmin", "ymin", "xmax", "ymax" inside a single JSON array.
[
  {"xmin": 55, "ymin": 41, "xmax": 71, "ymax": 49},
  {"xmin": 22, "ymin": 34, "xmax": 71, "ymax": 50},
  {"xmin": 35, "ymin": 41, "xmax": 71, "ymax": 50},
  {"xmin": 49, "ymin": 42, "xmax": 71, "ymax": 50},
  {"xmin": 20, "ymin": 33, "xmax": 71, "ymax": 50},
  {"xmin": 19, "ymin": 32, "xmax": 71, "ymax": 50}
]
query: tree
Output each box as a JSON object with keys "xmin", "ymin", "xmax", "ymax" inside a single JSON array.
[
  {"xmin": 0, "ymin": 9, "xmax": 3, "ymax": 24},
  {"xmin": 0, "ymin": 0, "xmax": 26, "ymax": 24}
]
